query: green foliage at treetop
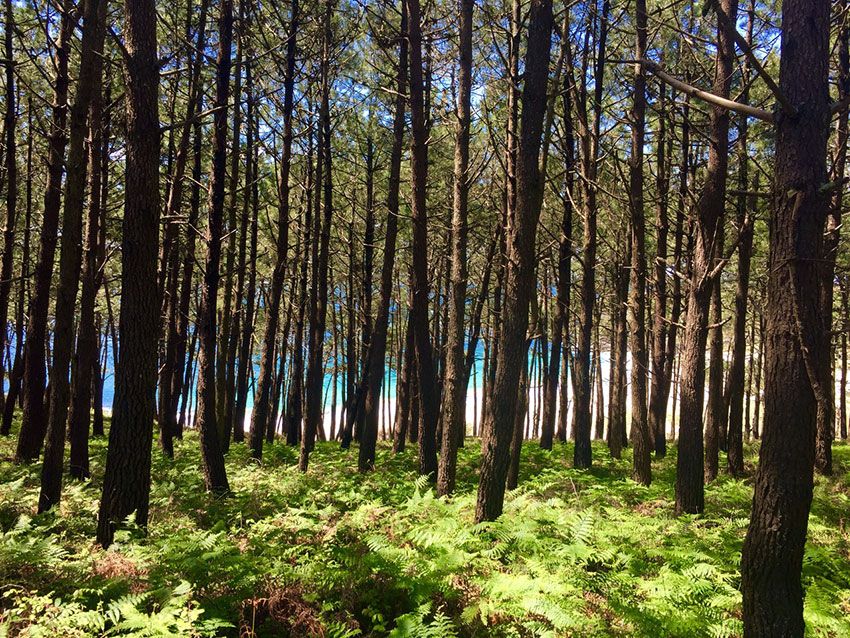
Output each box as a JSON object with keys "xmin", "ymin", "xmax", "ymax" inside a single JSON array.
[{"xmin": 1, "ymin": 424, "xmax": 849, "ymax": 637}]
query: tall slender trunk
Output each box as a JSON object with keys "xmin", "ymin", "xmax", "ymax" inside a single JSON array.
[
  {"xmin": 655, "ymin": 93, "xmax": 689, "ymax": 456},
  {"xmin": 300, "ymin": 0, "xmax": 334, "ymax": 472},
  {"xmin": 814, "ymin": 0, "xmax": 850, "ymax": 474},
  {"xmin": 233, "ymin": 57, "xmax": 258, "ymax": 440},
  {"xmin": 475, "ymin": 0, "xmax": 554, "ymax": 523},
  {"xmin": 608, "ymin": 250, "xmax": 628, "ymax": 458},
  {"xmin": 725, "ymin": 4, "xmax": 756, "ymax": 475},
  {"xmin": 704, "ymin": 224, "xmax": 726, "ymax": 483},
  {"xmin": 354, "ymin": 2, "xmax": 406, "ymax": 464},
  {"xmin": 1, "ymin": 99, "xmax": 32, "ymax": 437},
  {"xmin": 436, "ymin": 0, "xmax": 473, "ymax": 495},
  {"xmin": 161, "ymin": 0, "xmax": 209, "ymax": 452},
  {"xmin": 249, "ymin": 0, "xmax": 298, "ymax": 458},
  {"xmin": 541, "ymin": 11, "xmax": 574, "ymax": 451},
  {"xmin": 286, "ymin": 138, "xmax": 312, "ymax": 449},
  {"xmin": 648, "ymin": 84, "xmax": 671, "ymax": 456},
  {"xmin": 69, "ymin": 17, "xmax": 110, "ymax": 478},
  {"xmin": 39, "ymin": 0, "xmax": 107, "ymax": 511},
  {"xmin": 675, "ymin": 0, "xmax": 736, "ymax": 515},
  {"xmin": 15, "ymin": 3, "xmax": 72, "ymax": 462},
  {"xmin": 628, "ymin": 0, "xmax": 651, "ymax": 485},
  {"xmin": 0, "ymin": 0, "xmax": 17, "ymax": 413},
  {"xmin": 218, "ymin": 11, "xmax": 244, "ymax": 451},
  {"xmin": 573, "ymin": 0, "xmax": 609, "ymax": 469},
  {"xmin": 96, "ymin": 0, "xmax": 161, "ymax": 547},
  {"xmin": 392, "ymin": 311, "xmax": 414, "ymax": 454},
  {"xmin": 406, "ymin": 0, "xmax": 440, "ymax": 478},
  {"xmin": 194, "ymin": 0, "xmax": 233, "ymax": 494}
]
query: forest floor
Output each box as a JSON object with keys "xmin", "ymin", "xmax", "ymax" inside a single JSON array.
[{"xmin": 1, "ymin": 421, "xmax": 849, "ymax": 638}]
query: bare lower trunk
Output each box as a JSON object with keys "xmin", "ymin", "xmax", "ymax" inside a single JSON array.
[
  {"xmin": 742, "ymin": 2, "xmax": 830, "ymax": 632},
  {"xmin": 96, "ymin": 0, "xmax": 161, "ymax": 547}
]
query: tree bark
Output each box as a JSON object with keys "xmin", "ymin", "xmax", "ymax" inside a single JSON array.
[
  {"xmin": 249, "ymin": 0, "xmax": 298, "ymax": 458},
  {"xmin": 39, "ymin": 0, "xmax": 107, "ymax": 511},
  {"xmin": 356, "ymin": 0, "xmax": 407, "ymax": 467},
  {"xmin": 96, "ymin": 0, "xmax": 161, "ymax": 547},
  {"xmin": 628, "ymin": 0, "xmax": 651, "ymax": 485},
  {"xmin": 406, "ymin": 0, "xmax": 440, "ymax": 478},
  {"xmin": 436, "ymin": 0, "xmax": 473, "ymax": 496},
  {"xmin": 475, "ymin": 0, "xmax": 553, "ymax": 522},
  {"xmin": 741, "ymin": 0, "xmax": 830, "ymax": 632},
  {"xmin": 15, "ymin": 3, "xmax": 72, "ymax": 463},
  {"xmin": 675, "ymin": 0, "xmax": 736, "ymax": 515},
  {"xmin": 194, "ymin": 0, "xmax": 234, "ymax": 494}
]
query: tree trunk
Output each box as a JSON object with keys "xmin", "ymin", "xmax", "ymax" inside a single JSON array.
[
  {"xmin": 218, "ymin": 1, "xmax": 244, "ymax": 448},
  {"xmin": 475, "ymin": 0, "xmax": 553, "ymax": 523},
  {"xmin": 647, "ymin": 83, "xmax": 671, "ymax": 458},
  {"xmin": 0, "ymin": 0, "xmax": 17, "ymax": 415},
  {"xmin": 725, "ymin": 4, "xmax": 756, "ymax": 474},
  {"xmin": 356, "ymin": 0, "xmax": 407, "ymax": 467},
  {"xmin": 69, "ymin": 20, "xmax": 110, "ymax": 478},
  {"xmin": 675, "ymin": 0, "xmax": 736, "ymax": 515},
  {"xmin": 233, "ymin": 59, "xmax": 258, "ymax": 440},
  {"xmin": 300, "ymin": 0, "xmax": 334, "ymax": 472},
  {"xmin": 15, "ymin": 3, "xmax": 72, "ymax": 463},
  {"xmin": 285, "ymin": 145, "xmax": 311, "ymax": 448},
  {"xmin": 541, "ymin": 12, "xmax": 574, "ymax": 451},
  {"xmin": 436, "ymin": 0, "xmax": 473, "ymax": 496},
  {"xmin": 39, "ymin": 0, "xmax": 107, "ymax": 511},
  {"xmin": 194, "ymin": 0, "xmax": 233, "ymax": 494},
  {"xmin": 249, "ymin": 0, "xmax": 297, "ymax": 458},
  {"xmin": 814, "ymin": 0, "xmax": 850, "ymax": 475},
  {"xmin": 704, "ymin": 246, "xmax": 725, "ymax": 483},
  {"xmin": 406, "ymin": 0, "xmax": 440, "ymax": 478},
  {"xmin": 741, "ymin": 0, "xmax": 830, "ymax": 632},
  {"xmin": 573, "ymin": 0, "xmax": 609, "ymax": 470},
  {"xmin": 628, "ymin": 0, "xmax": 651, "ymax": 485},
  {"xmin": 96, "ymin": 0, "xmax": 161, "ymax": 547}
]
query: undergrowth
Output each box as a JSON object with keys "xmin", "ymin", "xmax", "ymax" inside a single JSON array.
[{"xmin": 1, "ymin": 418, "xmax": 849, "ymax": 637}]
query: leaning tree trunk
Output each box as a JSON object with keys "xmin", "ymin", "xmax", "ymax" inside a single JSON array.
[
  {"xmin": 96, "ymin": 0, "xmax": 161, "ymax": 548},
  {"xmin": 15, "ymin": 4, "xmax": 72, "ymax": 463},
  {"xmin": 39, "ymin": 0, "xmax": 106, "ymax": 512},
  {"xmin": 741, "ymin": 0, "xmax": 830, "ymax": 633}
]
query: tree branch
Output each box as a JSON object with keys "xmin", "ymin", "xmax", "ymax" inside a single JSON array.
[{"xmin": 638, "ymin": 59, "xmax": 775, "ymax": 123}]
